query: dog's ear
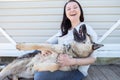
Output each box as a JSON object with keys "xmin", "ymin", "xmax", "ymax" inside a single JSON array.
[
  {"xmin": 73, "ymin": 25, "xmax": 87, "ymax": 42},
  {"xmin": 73, "ymin": 28, "xmax": 80, "ymax": 42},
  {"xmin": 79, "ymin": 24, "xmax": 87, "ymax": 34},
  {"xmin": 92, "ymin": 43, "xmax": 104, "ymax": 50}
]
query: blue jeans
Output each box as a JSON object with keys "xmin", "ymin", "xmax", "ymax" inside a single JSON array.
[{"xmin": 34, "ymin": 70, "xmax": 85, "ymax": 80}]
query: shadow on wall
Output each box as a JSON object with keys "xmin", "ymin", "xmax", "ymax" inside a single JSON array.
[
  {"xmin": 0, "ymin": 57, "xmax": 16, "ymax": 65},
  {"xmin": 95, "ymin": 58, "xmax": 120, "ymax": 65}
]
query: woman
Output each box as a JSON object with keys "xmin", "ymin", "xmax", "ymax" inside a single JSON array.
[{"xmin": 34, "ymin": 0, "xmax": 98, "ymax": 80}]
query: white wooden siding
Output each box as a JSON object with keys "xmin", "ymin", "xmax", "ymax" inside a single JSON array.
[{"xmin": 0, "ymin": 0, "xmax": 120, "ymax": 44}]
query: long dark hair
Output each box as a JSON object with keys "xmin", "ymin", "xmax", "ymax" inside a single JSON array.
[{"xmin": 60, "ymin": 0, "xmax": 84, "ymax": 37}]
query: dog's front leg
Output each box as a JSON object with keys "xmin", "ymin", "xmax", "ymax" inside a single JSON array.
[{"xmin": 16, "ymin": 43, "xmax": 52, "ymax": 51}]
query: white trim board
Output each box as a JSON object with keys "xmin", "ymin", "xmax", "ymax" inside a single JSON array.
[
  {"xmin": 0, "ymin": 50, "xmax": 34, "ymax": 57},
  {"xmin": 97, "ymin": 44, "xmax": 120, "ymax": 57},
  {"xmin": 0, "ymin": 27, "xmax": 16, "ymax": 45}
]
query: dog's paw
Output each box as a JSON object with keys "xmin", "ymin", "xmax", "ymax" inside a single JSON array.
[{"xmin": 16, "ymin": 43, "xmax": 25, "ymax": 50}]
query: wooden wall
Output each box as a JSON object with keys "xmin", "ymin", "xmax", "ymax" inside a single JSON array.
[{"xmin": 0, "ymin": 0, "xmax": 119, "ymax": 44}]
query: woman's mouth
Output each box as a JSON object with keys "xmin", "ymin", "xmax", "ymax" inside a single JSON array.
[{"xmin": 70, "ymin": 14, "xmax": 77, "ymax": 16}]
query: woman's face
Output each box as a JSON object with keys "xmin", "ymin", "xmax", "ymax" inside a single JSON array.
[{"xmin": 65, "ymin": 2, "xmax": 81, "ymax": 22}]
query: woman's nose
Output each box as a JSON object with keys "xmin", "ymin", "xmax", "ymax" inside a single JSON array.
[{"xmin": 71, "ymin": 8, "xmax": 75, "ymax": 12}]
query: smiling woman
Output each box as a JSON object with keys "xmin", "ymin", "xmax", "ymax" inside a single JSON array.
[
  {"xmin": 65, "ymin": 1, "xmax": 82, "ymax": 27},
  {"xmin": 34, "ymin": 0, "xmax": 98, "ymax": 80}
]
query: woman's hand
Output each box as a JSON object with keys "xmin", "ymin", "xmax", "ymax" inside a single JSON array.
[{"xmin": 57, "ymin": 54, "xmax": 76, "ymax": 67}]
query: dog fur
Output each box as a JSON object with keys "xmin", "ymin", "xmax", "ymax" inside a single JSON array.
[{"xmin": 0, "ymin": 24, "xmax": 103, "ymax": 80}]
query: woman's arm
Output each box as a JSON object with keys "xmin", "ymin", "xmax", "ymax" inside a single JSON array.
[
  {"xmin": 72, "ymin": 56, "xmax": 96, "ymax": 66},
  {"xmin": 57, "ymin": 54, "xmax": 96, "ymax": 66}
]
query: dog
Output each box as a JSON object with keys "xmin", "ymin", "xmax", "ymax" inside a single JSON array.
[{"xmin": 0, "ymin": 24, "xmax": 103, "ymax": 80}]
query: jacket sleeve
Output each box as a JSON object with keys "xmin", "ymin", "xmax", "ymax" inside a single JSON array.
[
  {"xmin": 86, "ymin": 25, "xmax": 98, "ymax": 58},
  {"xmin": 46, "ymin": 30, "xmax": 61, "ymax": 44},
  {"xmin": 86, "ymin": 25, "xmax": 98, "ymax": 43}
]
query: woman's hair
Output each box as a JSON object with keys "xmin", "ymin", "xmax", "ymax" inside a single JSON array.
[{"xmin": 60, "ymin": 0, "xmax": 84, "ymax": 37}]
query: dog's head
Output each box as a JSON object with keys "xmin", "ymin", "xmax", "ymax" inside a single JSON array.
[
  {"xmin": 72, "ymin": 24, "xmax": 103, "ymax": 57},
  {"xmin": 73, "ymin": 24, "xmax": 103, "ymax": 50}
]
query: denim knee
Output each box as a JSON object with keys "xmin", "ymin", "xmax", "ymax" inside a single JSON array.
[{"xmin": 34, "ymin": 70, "xmax": 85, "ymax": 80}]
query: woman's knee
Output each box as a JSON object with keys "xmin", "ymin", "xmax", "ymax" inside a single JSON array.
[
  {"xmin": 34, "ymin": 71, "xmax": 53, "ymax": 80},
  {"xmin": 34, "ymin": 70, "xmax": 84, "ymax": 80}
]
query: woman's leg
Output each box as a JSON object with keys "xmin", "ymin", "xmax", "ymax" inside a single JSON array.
[{"xmin": 34, "ymin": 70, "xmax": 85, "ymax": 80}]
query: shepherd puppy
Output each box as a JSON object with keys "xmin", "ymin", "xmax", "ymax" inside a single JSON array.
[{"xmin": 0, "ymin": 24, "xmax": 103, "ymax": 80}]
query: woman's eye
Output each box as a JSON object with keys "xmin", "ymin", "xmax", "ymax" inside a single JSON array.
[
  {"xmin": 74, "ymin": 7, "xmax": 78, "ymax": 9},
  {"xmin": 67, "ymin": 8, "xmax": 71, "ymax": 11}
]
